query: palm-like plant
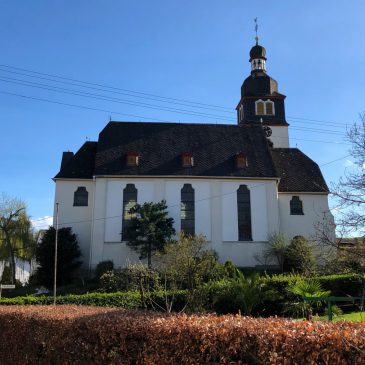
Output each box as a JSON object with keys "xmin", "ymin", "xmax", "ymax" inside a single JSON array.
[
  {"xmin": 232, "ymin": 272, "xmax": 277, "ymax": 316},
  {"xmin": 287, "ymin": 279, "xmax": 330, "ymax": 319}
]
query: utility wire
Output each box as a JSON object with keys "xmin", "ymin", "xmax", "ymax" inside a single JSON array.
[
  {"xmin": 0, "ymin": 75, "xmax": 348, "ymax": 133},
  {"xmin": 0, "ymin": 64, "xmax": 353, "ymax": 127},
  {"xmin": 0, "ymin": 89, "xmax": 349, "ymax": 139},
  {"xmin": 0, "ymin": 64, "xmax": 232, "ymax": 111}
]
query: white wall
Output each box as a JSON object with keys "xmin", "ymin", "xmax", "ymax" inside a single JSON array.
[
  {"xmin": 270, "ymin": 126, "xmax": 289, "ymax": 148},
  {"xmin": 55, "ymin": 177, "xmax": 334, "ymax": 270},
  {"xmin": 278, "ymin": 193, "xmax": 334, "ymax": 240},
  {"xmin": 54, "ymin": 180, "xmax": 94, "ymax": 268},
  {"xmin": 94, "ymin": 178, "xmax": 278, "ymax": 268}
]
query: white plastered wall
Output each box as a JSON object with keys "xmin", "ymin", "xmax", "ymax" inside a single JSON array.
[
  {"xmin": 53, "ymin": 180, "xmax": 94, "ymax": 268},
  {"xmin": 269, "ymin": 126, "xmax": 289, "ymax": 148},
  {"xmin": 89, "ymin": 177, "xmax": 280, "ymax": 268},
  {"xmin": 278, "ymin": 193, "xmax": 334, "ymax": 240}
]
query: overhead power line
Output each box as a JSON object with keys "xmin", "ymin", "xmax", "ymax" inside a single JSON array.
[
  {"xmin": 0, "ymin": 64, "xmax": 232, "ymax": 112},
  {"xmin": 0, "ymin": 74, "xmax": 348, "ymax": 134},
  {"xmin": 0, "ymin": 75, "xmax": 347, "ymax": 136},
  {"xmin": 0, "ymin": 63, "xmax": 353, "ymax": 127},
  {"xmin": 0, "ymin": 90, "xmax": 349, "ymax": 142}
]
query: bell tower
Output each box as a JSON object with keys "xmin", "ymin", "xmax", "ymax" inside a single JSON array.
[{"xmin": 237, "ymin": 19, "xmax": 289, "ymax": 148}]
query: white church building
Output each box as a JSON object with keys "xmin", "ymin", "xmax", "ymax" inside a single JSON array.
[{"xmin": 53, "ymin": 39, "xmax": 334, "ymax": 271}]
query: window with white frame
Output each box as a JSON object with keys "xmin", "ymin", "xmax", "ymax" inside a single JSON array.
[
  {"xmin": 255, "ymin": 100, "xmax": 265, "ymax": 115},
  {"xmin": 265, "ymin": 100, "xmax": 275, "ymax": 115},
  {"xmin": 255, "ymin": 99, "xmax": 275, "ymax": 116}
]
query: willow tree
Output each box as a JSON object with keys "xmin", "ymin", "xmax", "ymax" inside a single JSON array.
[{"xmin": 0, "ymin": 195, "xmax": 35, "ymax": 284}]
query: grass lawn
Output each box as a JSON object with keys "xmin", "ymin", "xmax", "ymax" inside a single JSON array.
[{"xmin": 315, "ymin": 312, "xmax": 365, "ymax": 322}]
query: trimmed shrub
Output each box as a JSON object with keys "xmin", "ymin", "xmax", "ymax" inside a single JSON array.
[
  {"xmin": 99, "ymin": 265, "xmax": 160, "ymax": 293},
  {"xmin": 1, "ymin": 306, "xmax": 365, "ymax": 364},
  {"xmin": 285, "ymin": 235, "xmax": 315, "ymax": 274},
  {"xmin": 0, "ymin": 290, "xmax": 187, "ymax": 311}
]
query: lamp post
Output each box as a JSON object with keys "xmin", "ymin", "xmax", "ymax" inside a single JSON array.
[{"xmin": 53, "ymin": 203, "xmax": 59, "ymax": 305}]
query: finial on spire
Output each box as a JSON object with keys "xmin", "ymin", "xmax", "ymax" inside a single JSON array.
[{"xmin": 254, "ymin": 17, "xmax": 259, "ymax": 45}]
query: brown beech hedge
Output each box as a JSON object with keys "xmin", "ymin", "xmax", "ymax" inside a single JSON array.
[{"xmin": 0, "ymin": 306, "xmax": 365, "ymax": 364}]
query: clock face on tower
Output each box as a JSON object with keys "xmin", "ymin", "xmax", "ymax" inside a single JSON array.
[{"xmin": 263, "ymin": 126, "xmax": 272, "ymax": 137}]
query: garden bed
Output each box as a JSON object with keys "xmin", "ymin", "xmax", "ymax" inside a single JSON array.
[{"xmin": 0, "ymin": 305, "xmax": 365, "ymax": 364}]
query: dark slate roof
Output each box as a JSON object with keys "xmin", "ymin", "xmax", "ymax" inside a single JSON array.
[
  {"xmin": 241, "ymin": 72, "xmax": 279, "ymax": 97},
  {"xmin": 54, "ymin": 121, "xmax": 329, "ymax": 193},
  {"xmin": 94, "ymin": 122, "xmax": 277, "ymax": 177},
  {"xmin": 249, "ymin": 43, "xmax": 267, "ymax": 61},
  {"xmin": 270, "ymin": 148, "xmax": 329, "ymax": 193},
  {"xmin": 55, "ymin": 142, "xmax": 97, "ymax": 179}
]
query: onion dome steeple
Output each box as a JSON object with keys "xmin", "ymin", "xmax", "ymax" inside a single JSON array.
[
  {"xmin": 249, "ymin": 18, "xmax": 267, "ymax": 72},
  {"xmin": 236, "ymin": 18, "xmax": 288, "ymax": 129}
]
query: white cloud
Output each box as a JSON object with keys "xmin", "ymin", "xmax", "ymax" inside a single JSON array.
[{"xmin": 31, "ymin": 216, "xmax": 53, "ymax": 231}]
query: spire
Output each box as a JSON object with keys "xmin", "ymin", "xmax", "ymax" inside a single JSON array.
[
  {"xmin": 254, "ymin": 17, "xmax": 259, "ymax": 45},
  {"xmin": 249, "ymin": 18, "xmax": 266, "ymax": 72}
]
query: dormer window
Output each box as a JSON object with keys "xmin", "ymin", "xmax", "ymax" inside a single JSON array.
[
  {"xmin": 126, "ymin": 151, "xmax": 139, "ymax": 166},
  {"xmin": 182, "ymin": 152, "xmax": 194, "ymax": 167},
  {"xmin": 235, "ymin": 152, "xmax": 247, "ymax": 169}
]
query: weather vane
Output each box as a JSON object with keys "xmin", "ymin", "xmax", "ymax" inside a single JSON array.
[{"xmin": 254, "ymin": 17, "xmax": 259, "ymax": 44}]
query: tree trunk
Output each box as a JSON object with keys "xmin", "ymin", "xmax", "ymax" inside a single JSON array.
[
  {"xmin": 147, "ymin": 241, "xmax": 152, "ymax": 268},
  {"xmin": 4, "ymin": 231, "xmax": 16, "ymax": 284}
]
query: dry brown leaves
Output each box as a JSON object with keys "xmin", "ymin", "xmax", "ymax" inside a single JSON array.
[{"xmin": 0, "ymin": 306, "xmax": 364, "ymax": 364}]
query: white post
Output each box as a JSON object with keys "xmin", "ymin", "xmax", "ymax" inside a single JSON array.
[{"xmin": 53, "ymin": 203, "xmax": 59, "ymax": 305}]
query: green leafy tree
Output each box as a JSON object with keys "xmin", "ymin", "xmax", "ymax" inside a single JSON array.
[
  {"xmin": 36, "ymin": 227, "xmax": 82, "ymax": 289},
  {"xmin": 124, "ymin": 200, "xmax": 175, "ymax": 268},
  {"xmin": 160, "ymin": 233, "xmax": 222, "ymax": 292},
  {"xmin": 0, "ymin": 195, "xmax": 36, "ymax": 284},
  {"xmin": 285, "ymin": 235, "xmax": 315, "ymax": 274}
]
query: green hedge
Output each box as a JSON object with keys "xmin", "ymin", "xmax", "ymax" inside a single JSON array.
[
  {"xmin": 0, "ymin": 291, "xmax": 188, "ymax": 311},
  {"xmin": 263, "ymin": 273, "xmax": 365, "ymax": 297}
]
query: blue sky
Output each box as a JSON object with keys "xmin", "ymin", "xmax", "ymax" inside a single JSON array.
[{"xmin": 0, "ymin": 1, "xmax": 364, "ymax": 229}]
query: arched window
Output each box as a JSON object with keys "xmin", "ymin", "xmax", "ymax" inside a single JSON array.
[
  {"xmin": 255, "ymin": 100, "xmax": 265, "ymax": 115},
  {"xmin": 181, "ymin": 184, "xmax": 195, "ymax": 235},
  {"xmin": 73, "ymin": 187, "xmax": 88, "ymax": 206},
  {"xmin": 290, "ymin": 196, "xmax": 304, "ymax": 215},
  {"xmin": 237, "ymin": 185, "xmax": 252, "ymax": 241},
  {"xmin": 265, "ymin": 101, "xmax": 275, "ymax": 115},
  {"xmin": 122, "ymin": 184, "xmax": 138, "ymax": 240}
]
